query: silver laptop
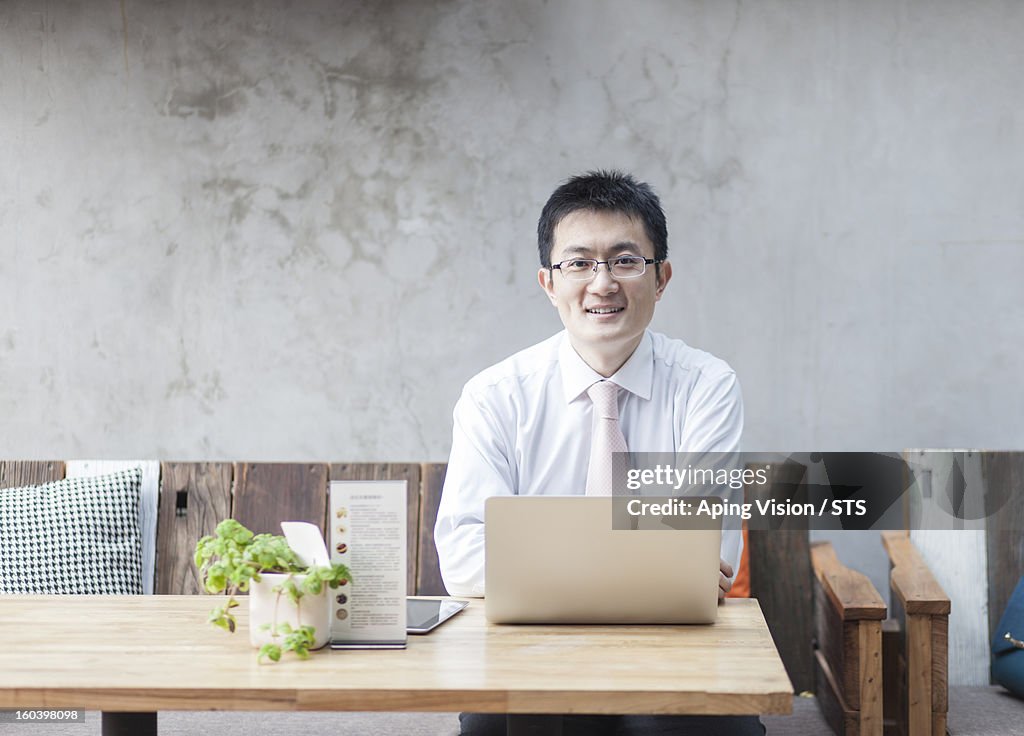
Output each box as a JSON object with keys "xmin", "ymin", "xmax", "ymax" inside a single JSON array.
[{"xmin": 484, "ymin": 496, "xmax": 721, "ymax": 624}]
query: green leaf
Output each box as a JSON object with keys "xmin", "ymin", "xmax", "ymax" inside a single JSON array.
[
  {"xmin": 302, "ymin": 576, "xmax": 323, "ymax": 596},
  {"xmin": 276, "ymin": 577, "xmax": 302, "ymax": 605},
  {"xmin": 207, "ymin": 605, "xmax": 237, "ymax": 634},
  {"xmin": 258, "ymin": 644, "xmax": 281, "ymax": 663},
  {"xmin": 196, "ymin": 517, "xmax": 349, "ymax": 662},
  {"xmin": 204, "ymin": 576, "xmax": 224, "ymax": 594},
  {"xmin": 280, "ymin": 625, "xmax": 316, "ymax": 660}
]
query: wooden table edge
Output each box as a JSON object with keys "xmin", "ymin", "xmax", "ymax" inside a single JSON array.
[{"xmin": 1, "ymin": 688, "xmax": 793, "ymax": 716}]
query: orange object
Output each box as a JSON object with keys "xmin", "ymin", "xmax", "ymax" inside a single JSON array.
[{"xmin": 726, "ymin": 524, "xmax": 750, "ymax": 598}]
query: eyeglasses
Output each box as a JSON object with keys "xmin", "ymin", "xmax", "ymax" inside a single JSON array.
[{"xmin": 551, "ymin": 256, "xmax": 662, "ymax": 281}]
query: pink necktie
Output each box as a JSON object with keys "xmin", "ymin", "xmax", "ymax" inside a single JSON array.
[{"xmin": 586, "ymin": 381, "xmax": 628, "ymax": 496}]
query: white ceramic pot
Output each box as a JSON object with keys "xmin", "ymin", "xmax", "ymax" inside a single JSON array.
[{"xmin": 248, "ymin": 572, "xmax": 330, "ymax": 650}]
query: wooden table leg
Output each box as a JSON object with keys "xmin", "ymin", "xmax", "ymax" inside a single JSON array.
[
  {"xmin": 102, "ymin": 711, "xmax": 157, "ymax": 736},
  {"xmin": 506, "ymin": 714, "xmax": 564, "ymax": 736}
]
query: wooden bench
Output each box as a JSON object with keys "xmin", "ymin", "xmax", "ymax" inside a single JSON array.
[
  {"xmin": 4, "ymin": 458, "xmax": 889, "ymax": 734},
  {"xmin": 880, "ymin": 531, "xmax": 1024, "ymax": 736},
  {"xmin": 0, "ymin": 460, "xmax": 450, "ymax": 596},
  {"xmin": 811, "ymin": 541, "xmax": 887, "ymax": 736},
  {"xmin": 881, "ymin": 531, "xmax": 951, "ymax": 736},
  {"xmin": 156, "ymin": 461, "xmax": 452, "ymax": 596}
]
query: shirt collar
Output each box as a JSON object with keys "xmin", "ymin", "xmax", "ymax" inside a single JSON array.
[{"xmin": 558, "ymin": 330, "xmax": 654, "ymax": 403}]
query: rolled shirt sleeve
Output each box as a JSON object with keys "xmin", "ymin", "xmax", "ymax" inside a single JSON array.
[{"xmin": 677, "ymin": 368, "xmax": 745, "ymax": 580}]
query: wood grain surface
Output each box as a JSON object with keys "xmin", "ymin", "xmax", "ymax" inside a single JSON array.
[
  {"xmin": 881, "ymin": 530, "xmax": 949, "ymax": 735},
  {"xmin": 416, "ymin": 462, "xmax": 449, "ymax": 596},
  {"xmin": 156, "ymin": 462, "xmax": 233, "ymax": 595},
  {"xmin": 814, "ymin": 648, "xmax": 858, "ymax": 736},
  {"xmin": 930, "ymin": 614, "xmax": 948, "ymax": 714},
  {"xmin": 811, "ymin": 542, "xmax": 887, "ymax": 621},
  {"xmin": 906, "ymin": 614, "xmax": 932, "ymax": 736},
  {"xmin": 856, "ymin": 619, "xmax": 882, "ymax": 736},
  {"xmin": 881, "ymin": 531, "xmax": 950, "ymax": 616},
  {"xmin": 812, "ymin": 541, "xmax": 886, "ymax": 735},
  {"xmin": 233, "ymin": 462, "xmax": 329, "ymax": 537},
  {"xmin": 0, "ymin": 460, "xmax": 65, "ymax": 488},
  {"xmin": 0, "ymin": 596, "xmax": 792, "ymax": 716}
]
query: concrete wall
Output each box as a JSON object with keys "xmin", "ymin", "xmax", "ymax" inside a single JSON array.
[
  {"xmin": 4, "ymin": 0, "xmax": 1022, "ymax": 461},
  {"xmin": 2, "ymin": 0, "xmax": 1022, "ymax": 680}
]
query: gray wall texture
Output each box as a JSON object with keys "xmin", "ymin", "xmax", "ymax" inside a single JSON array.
[{"xmin": 2, "ymin": 2, "xmax": 1022, "ymax": 601}]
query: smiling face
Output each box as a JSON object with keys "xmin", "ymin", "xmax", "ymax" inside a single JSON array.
[{"xmin": 538, "ymin": 209, "xmax": 672, "ymax": 376}]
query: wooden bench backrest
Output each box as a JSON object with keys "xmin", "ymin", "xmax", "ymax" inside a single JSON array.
[
  {"xmin": 0, "ymin": 461, "xmax": 65, "ymax": 488},
  {"xmin": 156, "ymin": 462, "xmax": 233, "ymax": 596},
  {"xmin": 811, "ymin": 541, "xmax": 886, "ymax": 736},
  {"xmin": 2, "ymin": 459, "xmax": 832, "ymax": 701},
  {"xmin": 157, "ymin": 462, "xmax": 429, "ymax": 595},
  {"xmin": 882, "ymin": 531, "xmax": 950, "ymax": 736},
  {"xmin": 417, "ymin": 463, "xmax": 448, "ymax": 596}
]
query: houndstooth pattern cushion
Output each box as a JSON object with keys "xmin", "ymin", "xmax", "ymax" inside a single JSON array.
[{"xmin": 0, "ymin": 468, "xmax": 144, "ymax": 594}]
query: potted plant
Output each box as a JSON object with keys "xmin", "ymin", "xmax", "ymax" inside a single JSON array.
[{"xmin": 194, "ymin": 519, "xmax": 351, "ymax": 663}]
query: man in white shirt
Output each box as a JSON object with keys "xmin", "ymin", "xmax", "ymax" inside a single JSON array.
[{"xmin": 435, "ymin": 171, "xmax": 762, "ymax": 736}]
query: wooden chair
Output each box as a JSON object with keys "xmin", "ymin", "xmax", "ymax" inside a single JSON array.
[
  {"xmin": 881, "ymin": 531, "xmax": 950, "ymax": 736},
  {"xmin": 811, "ymin": 541, "xmax": 887, "ymax": 736}
]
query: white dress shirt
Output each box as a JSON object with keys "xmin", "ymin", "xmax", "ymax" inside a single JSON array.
[{"xmin": 434, "ymin": 329, "xmax": 745, "ymax": 597}]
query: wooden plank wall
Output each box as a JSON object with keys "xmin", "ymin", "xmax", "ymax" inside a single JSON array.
[
  {"xmin": 417, "ymin": 463, "xmax": 449, "ymax": 596},
  {"xmin": 156, "ymin": 462, "xmax": 233, "ymax": 595},
  {"xmin": 155, "ymin": 462, "xmax": 430, "ymax": 596},
  {"xmin": 0, "ymin": 461, "xmax": 65, "ymax": 488},
  {"xmin": 232, "ymin": 462, "xmax": 330, "ymax": 537}
]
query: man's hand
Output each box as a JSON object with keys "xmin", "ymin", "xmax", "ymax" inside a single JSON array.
[{"xmin": 718, "ymin": 559, "xmax": 734, "ymax": 602}]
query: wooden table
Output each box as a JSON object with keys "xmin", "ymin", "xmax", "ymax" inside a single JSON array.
[{"xmin": 0, "ymin": 596, "xmax": 792, "ymax": 735}]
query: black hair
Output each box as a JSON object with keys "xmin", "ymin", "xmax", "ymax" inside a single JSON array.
[{"xmin": 536, "ymin": 170, "xmax": 668, "ymax": 268}]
